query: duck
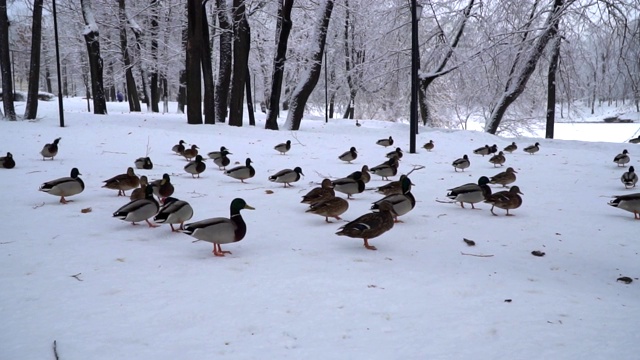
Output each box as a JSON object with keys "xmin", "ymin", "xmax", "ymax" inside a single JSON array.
[
  {"xmin": 184, "ymin": 155, "xmax": 206, "ymax": 178},
  {"xmin": 423, "ymin": 140, "xmax": 434, "ymax": 152},
  {"xmin": 39, "ymin": 167, "xmax": 84, "ymax": 204},
  {"xmin": 370, "ymin": 158, "xmax": 399, "ymax": 180},
  {"xmin": 172, "ymin": 140, "xmax": 186, "ymax": 155},
  {"xmin": 376, "ymin": 136, "xmax": 394, "ymax": 147},
  {"xmin": 503, "ymin": 142, "xmax": 517, "ymax": 153},
  {"xmin": 628, "ymin": 136, "xmax": 640, "ymax": 144},
  {"xmin": 112, "ymin": 185, "xmax": 159, "ymax": 227},
  {"xmin": 274, "ymin": 140, "xmax": 291, "ymax": 155},
  {"xmin": 473, "ymin": 145, "xmax": 491, "ymax": 156},
  {"xmin": 371, "ymin": 175, "xmax": 415, "ymax": 222},
  {"xmin": 489, "ymin": 167, "xmax": 517, "ymax": 187},
  {"xmin": 134, "ymin": 156, "xmax": 153, "ymax": 170},
  {"xmin": 335, "ymin": 200, "xmax": 395, "ymax": 251},
  {"xmin": 348, "ymin": 165, "xmax": 370, "ymax": 184},
  {"xmin": 523, "ymin": 142, "xmax": 540, "ymax": 155},
  {"xmin": 484, "ymin": 185, "xmax": 523, "ymax": 216},
  {"xmin": 224, "ymin": 158, "xmax": 255, "ymax": 183},
  {"xmin": 621, "ymin": 166, "xmax": 638, "ymax": 189},
  {"xmin": 40, "ymin": 137, "xmax": 61, "ymax": 160},
  {"xmin": 268, "ymin": 166, "xmax": 304, "ymax": 187},
  {"xmin": 182, "ymin": 198, "xmax": 255, "ymax": 256},
  {"xmin": 301, "ymin": 178, "xmax": 335, "ymax": 205},
  {"xmin": 213, "ymin": 149, "xmax": 231, "ymax": 170},
  {"xmin": 608, "ymin": 193, "xmax": 640, "ymax": 219},
  {"xmin": 150, "ymin": 173, "xmax": 175, "ymax": 202},
  {"xmin": 489, "ymin": 144, "xmax": 498, "ymax": 154},
  {"xmin": 306, "ymin": 196, "xmax": 349, "ymax": 223},
  {"xmin": 614, "ymin": 149, "xmax": 630, "ymax": 167},
  {"xmin": 446, "ymin": 176, "xmax": 492, "ymax": 209},
  {"xmin": 375, "ymin": 174, "xmax": 412, "ymax": 196},
  {"xmin": 154, "ymin": 197, "xmax": 194, "ymax": 231},
  {"xmin": 0, "ymin": 152, "xmax": 15, "ymax": 169},
  {"xmin": 207, "ymin": 146, "xmax": 230, "ymax": 160},
  {"xmin": 130, "ymin": 175, "xmax": 148, "ymax": 201},
  {"xmin": 489, "ymin": 151, "xmax": 506, "ymax": 167},
  {"xmin": 183, "ymin": 144, "xmax": 199, "ymax": 161},
  {"xmin": 452, "ymin": 154, "xmax": 470, "ymax": 172},
  {"xmin": 332, "ymin": 174, "xmax": 366, "ymax": 199},
  {"xmin": 386, "ymin": 147, "xmax": 403, "ymax": 160},
  {"xmin": 102, "ymin": 167, "xmax": 140, "ymax": 196},
  {"xmin": 338, "ymin": 147, "xmax": 358, "ymax": 163}
]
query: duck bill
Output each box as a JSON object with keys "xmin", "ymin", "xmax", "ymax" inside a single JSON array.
[{"xmin": 244, "ymin": 204, "xmax": 256, "ymax": 210}]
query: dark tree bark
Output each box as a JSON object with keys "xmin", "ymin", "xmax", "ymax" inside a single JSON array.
[
  {"xmin": 201, "ymin": 0, "xmax": 215, "ymax": 124},
  {"xmin": 118, "ymin": 0, "xmax": 141, "ymax": 111},
  {"xmin": 0, "ymin": 0, "xmax": 16, "ymax": 120},
  {"xmin": 245, "ymin": 65, "xmax": 255, "ymax": 126},
  {"xmin": 284, "ymin": 0, "xmax": 334, "ymax": 130},
  {"xmin": 215, "ymin": 0, "xmax": 232, "ymax": 123},
  {"xmin": 186, "ymin": 0, "xmax": 203, "ymax": 124},
  {"xmin": 546, "ymin": 36, "xmax": 561, "ymax": 139},
  {"xmin": 80, "ymin": 0, "xmax": 107, "ymax": 115},
  {"xmin": 24, "ymin": 0, "xmax": 44, "ymax": 120},
  {"xmin": 342, "ymin": 0, "xmax": 364, "ymax": 120},
  {"xmin": 129, "ymin": 16, "xmax": 149, "ymax": 109},
  {"xmin": 177, "ymin": 5, "xmax": 188, "ymax": 113},
  {"xmin": 265, "ymin": 0, "xmax": 293, "ymax": 130},
  {"xmin": 228, "ymin": 0, "xmax": 250, "ymax": 127},
  {"xmin": 149, "ymin": 0, "xmax": 160, "ymax": 113}
]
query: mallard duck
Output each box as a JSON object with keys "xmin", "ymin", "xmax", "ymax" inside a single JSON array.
[
  {"xmin": 301, "ymin": 178, "xmax": 335, "ymax": 205},
  {"xmin": 113, "ymin": 185, "xmax": 159, "ymax": 227},
  {"xmin": 489, "ymin": 144, "xmax": 498, "ymax": 154},
  {"xmin": 371, "ymin": 175, "xmax": 415, "ymax": 222},
  {"xmin": 268, "ymin": 167, "xmax": 304, "ymax": 187},
  {"xmin": 503, "ymin": 142, "xmax": 517, "ymax": 153},
  {"xmin": 39, "ymin": 167, "xmax": 84, "ymax": 204},
  {"xmin": 338, "ymin": 147, "xmax": 358, "ymax": 163},
  {"xmin": 523, "ymin": 142, "xmax": 540, "ymax": 155},
  {"xmin": 628, "ymin": 136, "xmax": 640, "ymax": 144},
  {"xmin": 375, "ymin": 174, "xmax": 412, "ymax": 196},
  {"xmin": 348, "ymin": 165, "xmax": 371, "ymax": 184},
  {"xmin": 130, "ymin": 175, "xmax": 148, "ymax": 201},
  {"xmin": 0, "ymin": 152, "xmax": 15, "ymax": 169},
  {"xmin": 489, "ymin": 151, "xmax": 506, "ymax": 167},
  {"xmin": 423, "ymin": 140, "xmax": 434, "ymax": 152},
  {"xmin": 376, "ymin": 136, "xmax": 393, "ymax": 147},
  {"xmin": 134, "ymin": 156, "xmax": 153, "ymax": 170},
  {"xmin": 608, "ymin": 193, "xmax": 640, "ymax": 219},
  {"xmin": 386, "ymin": 147, "xmax": 403, "ymax": 160},
  {"xmin": 274, "ymin": 140, "xmax": 291, "ymax": 155},
  {"xmin": 335, "ymin": 200, "xmax": 395, "ymax": 250},
  {"xmin": 224, "ymin": 158, "xmax": 255, "ymax": 183},
  {"xmin": 333, "ymin": 174, "xmax": 365, "ymax": 199},
  {"xmin": 473, "ymin": 145, "xmax": 490, "ymax": 156},
  {"xmin": 182, "ymin": 198, "xmax": 255, "ymax": 256},
  {"xmin": 306, "ymin": 196, "xmax": 349, "ymax": 223},
  {"xmin": 172, "ymin": 140, "xmax": 186, "ymax": 155},
  {"xmin": 484, "ymin": 185, "xmax": 523, "ymax": 216},
  {"xmin": 183, "ymin": 144, "xmax": 199, "ymax": 161},
  {"xmin": 489, "ymin": 167, "xmax": 517, "ymax": 187},
  {"xmin": 40, "ymin": 137, "xmax": 61, "ymax": 160},
  {"xmin": 213, "ymin": 149, "xmax": 231, "ymax": 170},
  {"xmin": 154, "ymin": 197, "xmax": 194, "ymax": 231},
  {"xmin": 370, "ymin": 158, "xmax": 399, "ymax": 180},
  {"xmin": 207, "ymin": 146, "xmax": 230, "ymax": 160},
  {"xmin": 614, "ymin": 149, "xmax": 630, "ymax": 167},
  {"xmin": 621, "ymin": 166, "xmax": 638, "ymax": 189},
  {"xmin": 184, "ymin": 155, "xmax": 206, "ymax": 178},
  {"xmin": 102, "ymin": 167, "xmax": 140, "ymax": 196},
  {"xmin": 452, "ymin": 155, "xmax": 470, "ymax": 172},
  {"xmin": 150, "ymin": 173, "xmax": 175, "ymax": 202},
  {"xmin": 446, "ymin": 176, "xmax": 492, "ymax": 209}
]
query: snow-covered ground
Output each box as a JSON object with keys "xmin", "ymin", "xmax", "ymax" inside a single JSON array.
[{"xmin": 1, "ymin": 98, "xmax": 639, "ymax": 359}]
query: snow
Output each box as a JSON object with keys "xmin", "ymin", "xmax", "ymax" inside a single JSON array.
[{"xmin": 1, "ymin": 98, "xmax": 640, "ymax": 359}]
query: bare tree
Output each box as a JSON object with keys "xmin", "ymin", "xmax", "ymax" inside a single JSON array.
[
  {"xmin": 342, "ymin": 0, "xmax": 365, "ymax": 119},
  {"xmin": 215, "ymin": 0, "xmax": 232, "ymax": 123},
  {"xmin": 0, "ymin": 0, "xmax": 16, "ymax": 120},
  {"xmin": 202, "ymin": 0, "xmax": 215, "ymax": 124},
  {"xmin": 24, "ymin": 0, "xmax": 44, "ymax": 120},
  {"xmin": 80, "ymin": 0, "xmax": 108, "ymax": 114},
  {"xmin": 265, "ymin": 0, "xmax": 293, "ymax": 130},
  {"xmin": 118, "ymin": 0, "xmax": 141, "ymax": 112},
  {"xmin": 186, "ymin": 0, "xmax": 203, "ymax": 124},
  {"xmin": 149, "ymin": 0, "xmax": 160, "ymax": 113},
  {"xmin": 545, "ymin": 36, "xmax": 561, "ymax": 138},
  {"xmin": 229, "ymin": 0, "xmax": 250, "ymax": 126}
]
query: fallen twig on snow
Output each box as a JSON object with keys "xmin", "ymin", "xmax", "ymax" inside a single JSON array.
[{"xmin": 461, "ymin": 252, "xmax": 493, "ymax": 257}]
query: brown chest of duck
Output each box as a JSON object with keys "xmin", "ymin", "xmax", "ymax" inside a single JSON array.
[
  {"xmin": 376, "ymin": 136, "xmax": 394, "ymax": 148},
  {"xmin": 0, "ymin": 152, "xmax": 15, "ymax": 169},
  {"xmin": 40, "ymin": 137, "xmax": 61, "ymax": 160},
  {"xmin": 489, "ymin": 151, "xmax": 506, "ymax": 167},
  {"xmin": 423, "ymin": 140, "xmax": 434, "ymax": 152},
  {"xmin": 371, "ymin": 175, "xmax": 415, "ymax": 222},
  {"xmin": 185, "ymin": 155, "xmax": 207, "ymax": 178},
  {"xmin": 489, "ymin": 167, "xmax": 517, "ymax": 187},
  {"xmin": 130, "ymin": 175, "xmax": 148, "ymax": 201},
  {"xmin": 269, "ymin": 166, "xmax": 304, "ymax": 187},
  {"xmin": 301, "ymin": 178, "xmax": 335, "ymax": 205},
  {"xmin": 370, "ymin": 157, "xmax": 399, "ymax": 181},
  {"xmin": 225, "ymin": 158, "xmax": 255, "ymax": 183},
  {"xmin": 182, "ymin": 198, "xmax": 255, "ymax": 257},
  {"xmin": 336, "ymin": 200, "xmax": 395, "ymax": 251},
  {"xmin": 484, "ymin": 186, "xmax": 524, "ymax": 216},
  {"xmin": 347, "ymin": 165, "xmax": 370, "ymax": 184},
  {"xmin": 274, "ymin": 140, "xmax": 291, "ymax": 155},
  {"xmin": 151, "ymin": 173, "xmax": 175, "ymax": 202},
  {"xmin": 213, "ymin": 149, "xmax": 232, "ymax": 170},
  {"xmin": 39, "ymin": 167, "xmax": 85, "ymax": 204},
  {"xmin": 183, "ymin": 145, "xmax": 199, "ymax": 161},
  {"xmin": 172, "ymin": 140, "xmax": 186, "ymax": 155},
  {"xmin": 333, "ymin": 172, "xmax": 366, "ymax": 199},
  {"xmin": 386, "ymin": 147, "xmax": 404, "ymax": 160},
  {"xmin": 503, "ymin": 142, "xmax": 517, "ymax": 153},
  {"xmin": 338, "ymin": 147, "xmax": 358, "ymax": 163},
  {"xmin": 102, "ymin": 167, "xmax": 140, "ymax": 196},
  {"xmin": 134, "ymin": 156, "xmax": 153, "ymax": 170},
  {"xmin": 473, "ymin": 144, "xmax": 491, "ymax": 157}
]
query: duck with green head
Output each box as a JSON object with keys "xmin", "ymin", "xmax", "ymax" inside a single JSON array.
[{"xmin": 39, "ymin": 167, "xmax": 84, "ymax": 204}]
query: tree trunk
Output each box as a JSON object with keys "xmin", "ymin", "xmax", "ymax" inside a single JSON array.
[
  {"xmin": 228, "ymin": 0, "xmax": 250, "ymax": 127},
  {"xmin": 342, "ymin": 0, "xmax": 364, "ymax": 120},
  {"xmin": 24, "ymin": 0, "xmax": 44, "ymax": 120},
  {"xmin": 80, "ymin": 0, "xmax": 107, "ymax": 115},
  {"xmin": 246, "ymin": 66, "xmax": 255, "ymax": 126},
  {"xmin": 177, "ymin": 7, "xmax": 187, "ymax": 114},
  {"xmin": 118, "ymin": 0, "xmax": 140, "ymax": 112},
  {"xmin": 186, "ymin": 0, "xmax": 203, "ymax": 124},
  {"xmin": 201, "ymin": 0, "xmax": 215, "ymax": 124},
  {"xmin": 545, "ymin": 37, "xmax": 561, "ymax": 139},
  {"xmin": 284, "ymin": 0, "xmax": 334, "ymax": 130},
  {"xmin": 0, "ymin": 0, "xmax": 16, "ymax": 120},
  {"xmin": 215, "ymin": 0, "xmax": 232, "ymax": 123},
  {"xmin": 149, "ymin": 0, "xmax": 160, "ymax": 113},
  {"xmin": 265, "ymin": 0, "xmax": 293, "ymax": 130}
]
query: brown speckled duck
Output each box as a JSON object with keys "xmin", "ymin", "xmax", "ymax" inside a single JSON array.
[
  {"xmin": 335, "ymin": 201, "xmax": 395, "ymax": 251},
  {"xmin": 484, "ymin": 186, "xmax": 523, "ymax": 216},
  {"xmin": 130, "ymin": 175, "xmax": 148, "ymax": 201},
  {"xmin": 490, "ymin": 167, "xmax": 517, "ymax": 187},
  {"xmin": 489, "ymin": 151, "xmax": 506, "ymax": 167},
  {"xmin": 301, "ymin": 179, "xmax": 335, "ymax": 205},
  {"xmin": 102, "ymin": 167, "xmax": 140, "ymax": 196},
  {"xmin": 503, "ymin": 142, "xmax": 517, "ymax": 153},
  {"xmin": 306, "ymin": 196, "xmax": 349, "ymax": 223},
  {"xmin": 40, "ymin": 137, "xmax": 61, "ymax": 160},
  {"xmin": 423, "ymin": 140, "xmax": 434, "ymax": 152}
]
